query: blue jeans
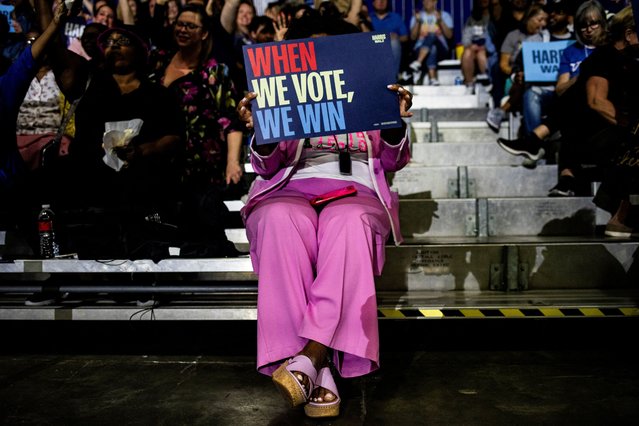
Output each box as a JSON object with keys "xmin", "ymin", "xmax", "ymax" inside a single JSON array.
[
  {"xmin": 523, "ymin": 86, "xmax": 555, "ymax": 134},
  {"xmin": 414, "ymin": 33, "xmax": 439, "ymax": 70}
]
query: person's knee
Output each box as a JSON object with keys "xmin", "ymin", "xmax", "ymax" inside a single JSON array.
[
  {"xmin": 320, "ymin": 201, "xmax": 385, "ymax": 234},
  {"xmin": 251, "ymin": 198, "xmax": 315, "ymax": 229}
]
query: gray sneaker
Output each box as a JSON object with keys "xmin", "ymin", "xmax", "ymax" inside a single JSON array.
[{"xmin": 486, "ymin": 108, "xmax": 505, "ymax": 132}]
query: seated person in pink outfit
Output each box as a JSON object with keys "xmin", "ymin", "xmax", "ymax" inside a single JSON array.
[{"xmin": 236, "ymin": 12, "xmax": 413, "ymax": 419}]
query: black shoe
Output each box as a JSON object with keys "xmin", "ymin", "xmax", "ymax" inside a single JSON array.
[
  {"xmin": 548, "ymin": 175, "xmax": 577, "ymax": 197},
  {"xmin": 497, "ymin": 134, "xmax": 545, "ymax": 161}
]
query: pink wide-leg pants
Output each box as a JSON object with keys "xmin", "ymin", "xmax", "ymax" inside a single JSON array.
[{"xmin": 245, "ymin": 183, "xmax": 390, "ymax": 378}]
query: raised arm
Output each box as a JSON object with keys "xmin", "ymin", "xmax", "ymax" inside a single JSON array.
[
  {"xmin": 35, "ymin": 0, "xmax": 90, "ymax": 100},
  {"xmin": 31, "ymin": 0, "xmax": 76, "ymax": 60},
  {"xmin": 118, "ymin": 0, "xmax": 135, "ymax": 25},
  {"xmin": 220, "ymin": 0, "xmax": 240, "ymax": 34},
  {"xmin": 344, "ymin": 0, "xmax": 363, "ymax": 27}
]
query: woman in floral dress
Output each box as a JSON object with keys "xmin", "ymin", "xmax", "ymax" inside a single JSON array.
[
  {"xmin": 149, "ymin": 3, "xmax": 244, "ymax": 255},
  {"xmin": 149, "ymin": 2, "xmax": 243, "ymax": 192}
]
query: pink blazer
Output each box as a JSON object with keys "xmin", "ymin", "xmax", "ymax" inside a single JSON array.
[{"xmin": 241, "ymin": 129, "xmax": 411, "ymax": 245}]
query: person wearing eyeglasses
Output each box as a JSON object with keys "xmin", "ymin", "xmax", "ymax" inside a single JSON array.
[
  {"xmin": 147, "ymin": 3, "xmax": 244, "ymax": 256},
  {"xmin": 499, "ymin": 5, "xmax": 639, "ymax": 236},
  {"xmin": 35, "ymin": 22, "xmax": 186, "ymax": 259},
  {"xmin": 496, "ymin": 0, "xmax": 608, "ymax": 186},
  {"xmin": 570, "ymin": 5, "xmax": 639, "ymax": 237}
]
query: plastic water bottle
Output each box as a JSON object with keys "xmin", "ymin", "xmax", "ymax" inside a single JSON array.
[
  {"xmin": 38, "ymin": 204, "xmax": 58, "ymax": 259},
  {"xmin": 454, "ymin": 76, "xmax": 463, "ymax": 85}
]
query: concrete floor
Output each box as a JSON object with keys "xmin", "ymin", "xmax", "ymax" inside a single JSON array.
[{"xmin": 1, "ymin": 319, "xmax": 638, "ymax": 425}]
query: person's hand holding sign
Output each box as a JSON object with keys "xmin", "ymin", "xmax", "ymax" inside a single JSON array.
[
  {"xmin": 386, "ymin": 84, "xmax": 413, "ymax": 118},
  {"xmin": 238, "ymin": 91, "xmax": 278, "ymax": 156},
  {"xmin": 238, "ymin": 92, "xmax": 257, "ymax": 130}
]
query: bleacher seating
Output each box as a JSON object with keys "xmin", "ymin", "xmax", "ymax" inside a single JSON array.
[{"xmin": 1, "ymin": 64, "xmax": 638, "ymax": 321}]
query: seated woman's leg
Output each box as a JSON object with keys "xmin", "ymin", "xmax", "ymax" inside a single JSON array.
[
  {"xmin": 426, "ymin": 42, "xmax": 439, "ymax": 83},
  {"xmin": 461, "ymin": 46, "xmax": 476, "ymax": 84},
  {"xmin": 299, "ymin": 194, "xmax": 391, "ymax": 378},
  {"xmin": 523, "ymin": 87, "xmax": 556, "ymax": 135},
  {"xmin": 476, "ymin": 46, "xmax": 488, "ymax": 75},
  {"xmin": 246, "ymin": 194, "xmax": 319, "ymax": 375}
]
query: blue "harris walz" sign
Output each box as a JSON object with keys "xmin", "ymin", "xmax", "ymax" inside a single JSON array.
[
  {"xmin": 522, "ymin": 40, "xmax": 575, "ymax": 83},
  {"xmin": 243, "ymin": 32, "xmax": 401, "ymax": 145}
]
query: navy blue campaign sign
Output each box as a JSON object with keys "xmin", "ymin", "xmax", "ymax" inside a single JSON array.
[
  {"xmin": 522, "ymin": 40, "xmax": 574, "ymax": 83},
  {"xmin": 243, "ymin": 32, "xmax": 401, "ymax": 145}
]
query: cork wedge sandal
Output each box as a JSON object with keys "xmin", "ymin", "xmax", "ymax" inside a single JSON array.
[
  {"xmin": 304, "ymin": 366, "xmax": 341, "ymax": 418},
  {"xmin": 272, "ymin": 355, "xmax": 318, "ymax": 407}
]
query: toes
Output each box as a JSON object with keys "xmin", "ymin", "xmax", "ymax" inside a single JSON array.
[
  {"xmin": 310, "ymin": 388, "xmax": 335, "ymax": 403},
  {"xmin": 292, "ymin": 371, "xmax": 309, "ymax": 394}
]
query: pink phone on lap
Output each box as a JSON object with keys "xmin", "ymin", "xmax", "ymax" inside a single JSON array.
[{"xmin": 310, "ymin": 185, "xmax": 358, "ymax": 207}]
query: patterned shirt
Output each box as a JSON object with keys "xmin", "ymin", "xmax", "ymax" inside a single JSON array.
[
  {"xmin": 16, "ymin": 70, "xmax": 62, "ymax": 135},
  {"xmin": 150, "ymin": 50, "xmax": 242, "ymax": 187}
]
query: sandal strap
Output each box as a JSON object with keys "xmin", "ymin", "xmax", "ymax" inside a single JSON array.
[
  {"xmin": 314, "ymin": 366, "xmax": 339, "ymax": 398},
  {"xmin": 287, "ymin": 355, "xmax": 318, "ymax": 388}
]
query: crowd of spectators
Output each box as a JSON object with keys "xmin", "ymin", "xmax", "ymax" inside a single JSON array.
[
  {"xmin": 1, "ymin": 0, "xmax": 638, "ymax": 267},
  {"xmin": 493, "ymin": 1, "xmax": 639, "ymax": 237},
  {"xmin": 0, "ymin": 0, "xmax": 454, "ymax": 263}
]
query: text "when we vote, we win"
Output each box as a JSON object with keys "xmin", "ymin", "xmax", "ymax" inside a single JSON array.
[{"xmin": 246, "ymin": 40, "xmax": 355, "ymax": 140}]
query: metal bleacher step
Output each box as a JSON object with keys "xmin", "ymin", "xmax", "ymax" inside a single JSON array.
[
  {"xmin": 1, "ymin": 288, "xmax": 637, "ymax": 321},
  {"xmin": 399, "ymin": 197, "xmax": 610, "ymax": 238},
  {"xmin": 413, "ymin": 107, "xmax": 490, "ymax": 123},
  {"xmin": 409, "ymin": 85, "xmax": 468, "ymax": 96},
  {"xmin": 379, "ymin": 237, "xmax": 639, "ymax": 292},
  {"xmin": 411, "ymin": 93, "xmax": 480, "ymax": 110},
  {"xmin": 391, "ymin": 164, "xmax": 559, "ymax": 198},
  {"xmin": 222, "ymin": 194, "xmax": 608, "ymax": 242},
  {"xmin": 2, "ymin": 236, "xmax": 637, "ymax": 321},
  {"xmin": 411, "ymin": 120, "xmax": 509, "ymax": 143},
  {"xmin": 5, "ymin": 90, "xmax": 639, "ymax": 321},
  {"xmin": 410, "ymin": 141, "xmax": 526, "ymax": 166},
  {"xmin": 227, "ymin": 191, "xmax": 607, "ymax": 242},
  {"xmin": 2, "ymin": 288, "xmax": 637, "ymax": 320}
]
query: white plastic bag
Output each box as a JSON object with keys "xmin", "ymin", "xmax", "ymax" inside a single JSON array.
[{"xmin": 102, "ymin": 119, "xmax": 143, "ymax": 171}]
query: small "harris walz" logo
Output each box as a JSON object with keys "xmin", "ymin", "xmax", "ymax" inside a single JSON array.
[{"xmin": 371, "ymin": 34, "xmax": 386, "ymax": 44}]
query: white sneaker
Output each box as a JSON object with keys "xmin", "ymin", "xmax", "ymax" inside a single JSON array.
[
  {"xmin": 412, "ymin": 71, "xmax": 423, "ymax": 85},
  {"xmin": 398, "ymin": 71, "xmax": 412, "ymax": 82},
  {"xmin": 409, "ymin": 60, "xmax": 421, "ymax": 72},
  {"xmin": 429, "ymin": 78, "xmax": 440, "ymax": 86}
]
